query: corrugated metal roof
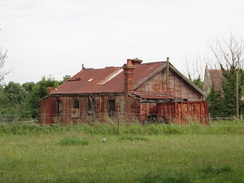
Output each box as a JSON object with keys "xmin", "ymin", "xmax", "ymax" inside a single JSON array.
[{"xmin": 51, "ymin": 61, "xmax": 167, "ymax": 95}]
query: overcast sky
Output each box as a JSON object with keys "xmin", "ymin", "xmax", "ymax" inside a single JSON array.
[{"xmin": 1, "ymin": 0, "xmax": 244, "ymax": 84}]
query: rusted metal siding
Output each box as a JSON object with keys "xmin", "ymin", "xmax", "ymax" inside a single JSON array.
[
  {"xmin": 40, "ymin": 97, "xmax": 57, "ymax": 125},
  {"xmin": 41, "ymin": 95, "xmax": 127, "ymax": 124},
  {"xmin": 140, "ymin": 103, "xmax": 157, "ymax": 121},
  {"xmin": 124, "ymin": 96, "xmax": 140, "ymax": 122},
  {"xmin": 135, "ymin": 69, "xmax": 202, "ymax": 101},
  {"xmin": 135, "ymin": 71, "xmax": 165, "ymax": 93},
  {"xmin": 157, "ymin": 101, "xmax": 209, "ymax": 124}
]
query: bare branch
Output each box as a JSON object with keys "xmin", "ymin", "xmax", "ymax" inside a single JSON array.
[
  {"xmin": 182, "ymin": 53, "xmax": 206, "ymax": 81},
  {"xmin": 182, "ymin": 55, "xmax": 192, "ymax": 81},
  {"xmin": 0, "ymin": 48, "xmax": 8, "ymax": 82},
  {"xmin": 207, "ymin": 31, "xmax": 244, "ymax": 70}
]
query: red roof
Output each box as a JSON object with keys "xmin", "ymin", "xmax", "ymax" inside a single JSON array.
[
  {"xmin": 51, "ymin": 62, "xmax": 166, "ymax": 95},
  {"xmin": 209, "ymin": 69, "xmax": 223, "ymax": 92}
]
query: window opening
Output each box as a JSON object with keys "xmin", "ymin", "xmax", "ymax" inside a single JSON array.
[
  {"xmin": 108, "ymin": 100, "xmax": 116, "ymax": 117},
  {"xmin": 73, "ymin": 99, "xmax": 79, "ymax": 108}
]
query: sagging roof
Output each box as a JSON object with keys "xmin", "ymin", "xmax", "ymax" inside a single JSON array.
[{"xmin": 51, "ymin": 61, "xmax": 167, "ymax": 95}]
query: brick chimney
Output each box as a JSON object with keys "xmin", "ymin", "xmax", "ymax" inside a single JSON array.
[
  {"xmin": 48, "ymin": 87, "xmax": 56, "ymax": 96},
  {"xmin": 123, "ymin": 58, "xmax": 142, "ymax": 96}
]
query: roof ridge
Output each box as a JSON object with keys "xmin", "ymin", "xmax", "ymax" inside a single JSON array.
[
  {"xmin": 141, "ymin": 61, "xmax": 166, "ymax": 65},
  {"xmin": 84, "ymin": 66, "xmax": 121, "ymax": 70}
]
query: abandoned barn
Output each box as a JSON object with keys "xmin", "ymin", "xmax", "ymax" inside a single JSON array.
[{"xmin": 40, "ymin": 58, "xmax": 209, "ymax": 124}]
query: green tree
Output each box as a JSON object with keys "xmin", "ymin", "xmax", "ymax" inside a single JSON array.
[
  {"xmin": 63, "ymin": 75, "xmax": 71, "ymax": 82},
  {"xmin": 208, "ymin": 32, "xmax": 244, "ymax": 117},
  {"xmin": 28, "ymin": 77, "xmax": 62, "ymax": 118},
  {"xmin": 192, "ymin": 77, "xmax": 203, "ymax": 90},
  {"xmin": 0, "ymin": 82, "xmax": 28, "ymax": 120},
  {"xmin": 207, "ymin": 84, "xmax": 224, "ymax": 117},
  {"xmin": 221, "ymin": 66, "xmax": 243, "ymax": 116},
  {"xmin": 22, "ymin": 82, "xmax": 36, "ymax": 93}
]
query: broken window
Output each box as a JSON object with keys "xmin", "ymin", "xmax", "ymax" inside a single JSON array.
[
  {"xmin": 73, "ymin": 99, "xmax": 79, "ymax": 108},
  {"xmin": 56, "ymin": 100, "xmax": 62, "ymax": 116},
  {"xmin": 108, "ymin": 99, "xmax": 116, "ymax": 117}
]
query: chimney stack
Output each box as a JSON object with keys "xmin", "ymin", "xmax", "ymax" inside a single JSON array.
[
  {"xmin": 123, "ymin": 58, "xmax": 142, "ymax": 96},
  {"xmin": 48, "ymin": 87, "xmax": 56, "ymax": 96},
  {"xmin": 131, "ymin": 58, "xmax": 142, "ymax": 65}
]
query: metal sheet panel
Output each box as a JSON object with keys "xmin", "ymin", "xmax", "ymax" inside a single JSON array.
[{"xmin": 157, "ymin": 101, "xmax": 209, "ymax": 124}]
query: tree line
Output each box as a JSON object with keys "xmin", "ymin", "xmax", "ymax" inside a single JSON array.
[
  {"xmin": 0, "ymin": 76, "xmax": 69, "ymax": 121},
  {"xmin": 189, "ymin": 32, "xmax": 244, "ymax": 118},
  {"xmin": 206, "ymin": 67, "xmax": 244, "ymax": 118}
]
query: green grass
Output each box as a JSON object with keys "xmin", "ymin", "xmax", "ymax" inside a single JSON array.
[
  {"xmin": 0, "ymin": 121, "xmax": 243, "ymax": 182},
  {"xmin": 119, "ymin": 135, "xmax": 149, "ymax": 141},
  {"xmin": 59, "ymin": 137, "xmax": 89, "ymax": 146},
  {"xmin": 0, "ymin": 120, "xmax": 243, "ymax": 135}
]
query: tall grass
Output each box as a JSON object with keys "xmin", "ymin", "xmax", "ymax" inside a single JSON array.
[{"xmin": 0, "ymin": 120, "xmax": 243, "ymax": 135}]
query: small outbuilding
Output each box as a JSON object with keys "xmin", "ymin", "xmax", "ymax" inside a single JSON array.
[{"xmin": 40, "ymin": 58, "xmax": 209, "ymax": 124}]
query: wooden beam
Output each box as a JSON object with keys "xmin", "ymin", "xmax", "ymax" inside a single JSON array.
[{"xmin": 166, "ymin": 57, "xmax": 170, "ymax": 88}]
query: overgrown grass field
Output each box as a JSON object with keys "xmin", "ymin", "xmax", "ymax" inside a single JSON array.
[{"xmin": 0, "ymin": 121, "xmax": 243, "ymax": 182}]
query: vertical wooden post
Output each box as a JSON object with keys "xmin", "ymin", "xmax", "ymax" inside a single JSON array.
[
  {"xmin": 166, "ymin": 57, "xmax": 170, "ymax": 91},
  {"xmin": 236, "ymin": 70, "xmax": 239, "ymax": 120},
  {"xmin": 118, "ymin": 112, "xmax": 120, "ymax": 135}
]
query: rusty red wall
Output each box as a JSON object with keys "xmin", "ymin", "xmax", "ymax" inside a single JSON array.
[
  {"xmin": 157, "ymin": 101, "xmax": 209, "ymax": 124},
  {"xmin": 135, "ymin": 69, "xmax": 203, "ymax": 101},
  {"xmin": 40, "ymin": 95, "xmax": 127, "ymax": 124},
  {"xmin": 40, "ymin": 97, "xmax": 57, "ymax": 125},
  {"xmin": 40, "ymin": 95, "xmax": 208, "ymax": 124},
  {"xmin": 124, "ymin": 96, "xmax": 140, "ymax": 122},
  {"xmin": 140, "ymin": 103, "xmax": 157, "ymax": 121}
]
